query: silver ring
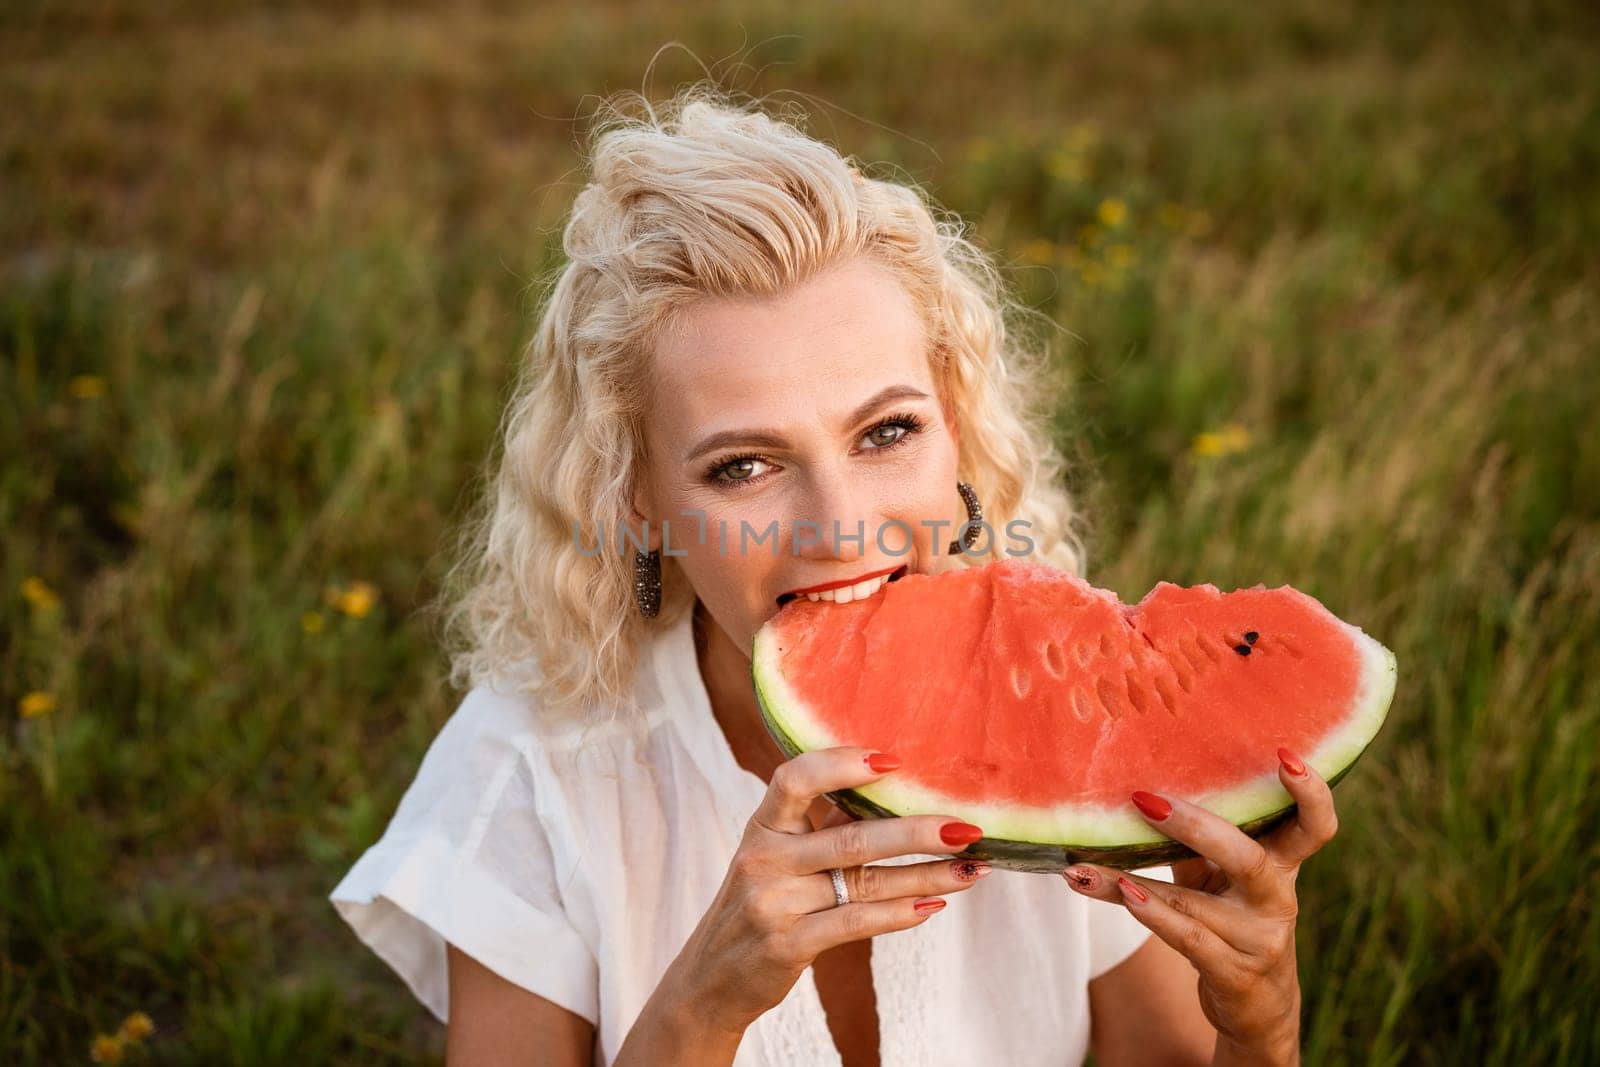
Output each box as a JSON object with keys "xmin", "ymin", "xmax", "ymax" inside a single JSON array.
[{"xmin": 828, "ymin": 867, "xmax": 849, "ymax": 907}]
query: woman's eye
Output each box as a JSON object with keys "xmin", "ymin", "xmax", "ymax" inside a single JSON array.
[
  {"xmin": 720, "ymin": 457, "xmax": 769, "ymax": 482},
  {"xmin": 708, "ymin": 416, "xmax": 920, "ymax": 487},
  {"xmin": 863, "ymin": 423, "xmax": 906, "ymax": 449}
]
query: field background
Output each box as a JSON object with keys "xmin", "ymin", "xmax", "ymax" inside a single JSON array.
[{"xmin": 4, "ymin": 1, "xmax": 1597, "ymax": 1063}]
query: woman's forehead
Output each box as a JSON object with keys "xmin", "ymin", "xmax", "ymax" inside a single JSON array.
[{"xmin": 647, "ymin": 258, "xmax": 935, "ymax": 436}]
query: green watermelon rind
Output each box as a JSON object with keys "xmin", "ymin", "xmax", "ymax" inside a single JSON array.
[{"xmin": 751, "ymin": 613, "xmax": 1397, "ymax": 874}]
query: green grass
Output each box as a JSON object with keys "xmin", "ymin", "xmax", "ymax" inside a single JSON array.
[{"xmin": 3, "ymin": 0, "xmax": 1598, "ymax": 1062}]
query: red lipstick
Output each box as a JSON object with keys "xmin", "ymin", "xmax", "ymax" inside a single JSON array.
[{"xmin": 777, "ymin": 564, "xmax": 909, "ymax": 605}]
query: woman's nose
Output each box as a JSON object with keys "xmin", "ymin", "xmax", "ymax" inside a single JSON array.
[
  {"xmin": 790, "ymin": 516, "xmax": 867, "ymax": 561},
  {"xmin": 790, "ymin": 484, "xmax": 870, "ymax": 562}
]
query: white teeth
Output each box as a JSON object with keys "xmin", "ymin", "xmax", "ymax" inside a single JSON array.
[{"xmin": 803, "ymin": 574, "xmax": 889, "ymax": 604}]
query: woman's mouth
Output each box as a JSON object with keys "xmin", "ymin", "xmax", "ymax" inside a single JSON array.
[{"xmin": 776, "ymin": 564, "xmax": 909, "ymax": 609}]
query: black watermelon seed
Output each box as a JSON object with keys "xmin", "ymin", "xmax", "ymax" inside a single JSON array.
[
  {"xmin": 1244, "ymin": 631, "xmax": 1259, "ymax": 644},
  {"xmin": 1233, "ymin": 644, "xmax": 1252, "ymax": 656}
]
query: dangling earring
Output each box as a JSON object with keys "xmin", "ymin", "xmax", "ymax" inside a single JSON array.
[
  {"xmin": 948, "ymin": 480, "xmax": 984, "ymax": 555},
  {"xmin": 634, "ymin": 547, "xmax": 662, "ymax": 617}
]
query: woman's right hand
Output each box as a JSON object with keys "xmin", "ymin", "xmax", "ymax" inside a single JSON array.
[{"xmin": 663, "ymin": 746, "xmax": 993, "ymax": 1035}]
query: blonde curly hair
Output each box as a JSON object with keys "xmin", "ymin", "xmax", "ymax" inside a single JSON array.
[{"xmin": 437, "ymin": 82, "xmax": 1085, "ymax": 742}]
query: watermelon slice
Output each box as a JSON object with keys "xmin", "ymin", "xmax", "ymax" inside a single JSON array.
[{"xmin": 750, "ymin": 557, "xmax": 1396, "ymax": 872}]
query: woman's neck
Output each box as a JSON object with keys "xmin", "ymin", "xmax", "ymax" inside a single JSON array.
[{"xmin": 692, "ymin": 599, "xmax": 790, "ymax": 784}]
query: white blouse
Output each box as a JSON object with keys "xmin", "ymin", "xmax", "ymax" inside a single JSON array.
[{"xmin": 329, "ymin": 607, "xmax": 1169, "ymax": 1066}]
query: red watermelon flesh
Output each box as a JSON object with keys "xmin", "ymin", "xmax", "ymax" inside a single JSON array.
[{"xmin": 750, "ymin": 557, "xmax": 1396, "ymax": 871}]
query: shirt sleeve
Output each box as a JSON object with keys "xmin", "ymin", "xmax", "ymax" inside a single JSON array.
[
  {"xmin": 1086, "ymin": 863, "xmax": 1176, "ymax": 979},
  {"xmin": 328, "ymin": 686, "xmax": 600, "ymax": 1026}
]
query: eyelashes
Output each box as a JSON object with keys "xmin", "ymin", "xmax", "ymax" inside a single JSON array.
[{"xmin": 702, "ymin": 410, "xmax": 928, "ymax": 489}]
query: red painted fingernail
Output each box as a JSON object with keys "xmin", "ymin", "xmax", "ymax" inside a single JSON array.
[
  {"xmin": 940, "ymin": 821, "xmax": 984, "ymax": 845},
  {"xmin": 1277, "ymin": 747, "xmax": 1307, "ymax": 777},
  {"xmin": 913, "ymin": 898, "xmax": 947, "ymax": 914},
  {"xmin": 1117, "ymin": 876, "xmax": 1148, "ymax": 904},
  {"xmin": 866, "ymin": 752, "xmax": 902, "ymax": 773},
  {"xmin": 1130, "ymin": 790, "xmax": 1172, "ymax": 821}
]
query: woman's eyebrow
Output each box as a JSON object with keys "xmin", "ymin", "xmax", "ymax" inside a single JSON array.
[{"xmin": 681, "ymin": 384, "xmax": 932, "ymax": 464}]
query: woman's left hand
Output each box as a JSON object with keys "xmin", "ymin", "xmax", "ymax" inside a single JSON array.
[{"xmin": 1062, "ymin": 747, "xmax": 1337, "ymax": 1062}]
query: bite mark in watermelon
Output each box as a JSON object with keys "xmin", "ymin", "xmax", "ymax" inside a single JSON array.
[{"xmin": 750, "ymin": 557, "xmax": 1396, "ymax": 871}]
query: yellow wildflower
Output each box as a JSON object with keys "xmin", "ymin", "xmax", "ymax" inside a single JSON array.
[
  {"xmin": 333, "ymin": 581, "xmax": 379, "ymax": 618},
  {"xmin": 21, "ymin": 576, "xmax": 61, "ymax": 611},
  {"xmin": 1045, "ymin": 148, "xmax": 1087, "ymax": 183},
  {"xmin": 1190, "ymin": 423, "xmax": 1252, "ymax": 458},
  {"xmin": 1065, "ymin": 121, "xmax": 1099, "ymax": 151},
  {"xmin": 301, "ymin": 610, "xmax": 326, "ymax": 635},
  {"xmin": 68, "ymin": 375, "xmax": 107, "ymax": 400},
  {"xmin": 1106, "ymin": 243, "xmax": 1137, "ymax": 269},
  {"xmin": 118, "ymin": 1011, "xmax": 156, "ymax": 1042},
  {"xmin": 1078, "ymin": 262, "xmax": 1105, "ymax": 288},
  {"xmin": 20, "ymin": 691, "xmax": 57, "ymax": 718},
  {"xmin": 90, "ymin": 1034, "xmax": 124, "ymax": 1063},
  {"xmin": 1096, "ymin": 198, "xmax": 1128, "ymax": 228},
  {"xmin": 1020, "ymin": 238, "xmax": 1057, "ymax": 265}
]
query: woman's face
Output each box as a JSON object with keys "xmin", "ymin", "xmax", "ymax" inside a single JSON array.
[{"xmin": 634, "ymin": 254, "xmax": 967, "ymax": 660}]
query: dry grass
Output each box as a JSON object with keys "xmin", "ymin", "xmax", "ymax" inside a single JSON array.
[{"xmin": 3, "ymin": 1, "xmax": 1597, "ymax": 1062}]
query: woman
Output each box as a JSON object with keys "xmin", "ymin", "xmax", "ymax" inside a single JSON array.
[{"xmin": 330, "ymin": 85, "xmax": 1334, "ymax": 1066}]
